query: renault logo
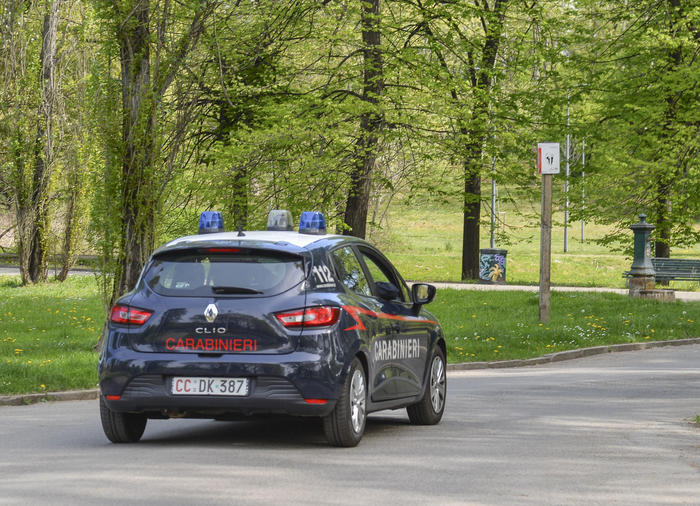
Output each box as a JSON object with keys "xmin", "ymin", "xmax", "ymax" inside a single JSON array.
[{"xmin": 204, "ymin": 303, "xmax": 218, "ymax": 323}]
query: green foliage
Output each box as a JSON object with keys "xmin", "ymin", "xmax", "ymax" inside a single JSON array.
[
  {"xmin": 0, "ymin": 0, "xmax": 697, "ymax": 302},
  {"xmin": 566, "ymin": 0, "xmax": 700, "ymax": 251}
]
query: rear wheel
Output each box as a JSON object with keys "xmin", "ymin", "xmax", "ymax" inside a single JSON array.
[
  {"xmin": 100, "ymin": 396, "xmax": 147, "ymax": 443},
  {"xmin": 407, "ymin": 346, "xmax": 446, "ymax": 425},
  {"xmin": 323, "ymin": 358, "xmax": 366, "ymax": 447}
]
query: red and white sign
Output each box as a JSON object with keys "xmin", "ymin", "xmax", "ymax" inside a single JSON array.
[{"xmin": 537, "ymin": 143, "xmax": 560, "ymax": 174}]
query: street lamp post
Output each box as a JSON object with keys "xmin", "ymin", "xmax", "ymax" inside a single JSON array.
[
  {"xmin": 564, "ymin": 93, "xmax": 570, "ymax": 253},
  {"xmin": 581, "ymin": 139, "xmax": 585, "ymax": 243}
]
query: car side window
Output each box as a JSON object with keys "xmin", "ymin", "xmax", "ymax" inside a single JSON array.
[
  {"xmin": 359, "ymin": 250, "xmax": 408, "ymax": 302},
  {"xmin": 331, "ymin": 247, "xmax": 372, "ymax": 297}
]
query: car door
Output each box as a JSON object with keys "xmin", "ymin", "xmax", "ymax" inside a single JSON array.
[
  {"xmin": 329, "ymin": 245, "xmax": 398, "ymax": 401},
  {"xmin": 355, "ymin": 247, "xmax": 429, "ymax": 400}
]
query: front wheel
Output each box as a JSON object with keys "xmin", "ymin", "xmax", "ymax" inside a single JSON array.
[
  {"xmin": 407, "ymin": 346, "xmax": 446, "ymax": 425},
  {"xmin": 323, "ymin": 358, "xmax": 367, "ymax": 447},
  {"xmin": 100, "ymin": 396, "xmax": 147, "ymax": 443}
]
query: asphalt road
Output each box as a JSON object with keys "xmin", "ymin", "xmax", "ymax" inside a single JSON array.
[{"xmin": 1, "ymin": 345, "xmax": 699, "ymax": 505}]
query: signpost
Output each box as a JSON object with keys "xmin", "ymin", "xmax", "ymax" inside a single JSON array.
[{"xmin": 537, "ymin": 143, "xmax": 560, "ymax": 322}]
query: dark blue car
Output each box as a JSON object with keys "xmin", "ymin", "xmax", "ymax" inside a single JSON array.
[{"xmin": 99, "ymin": 211, "xmax": 445, "ymax": 446}]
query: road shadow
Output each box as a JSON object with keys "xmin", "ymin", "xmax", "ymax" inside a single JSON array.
[{"xmin": 137, "ymin": 413, "xmax": 411, "ymax": 448}]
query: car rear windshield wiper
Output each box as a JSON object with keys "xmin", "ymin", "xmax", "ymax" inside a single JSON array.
[{"xmin": 211, "ymin": 286, "xmax": 263, "ymax": 294}]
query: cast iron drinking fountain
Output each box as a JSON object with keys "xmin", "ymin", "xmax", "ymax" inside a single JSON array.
[{"xmin": 628, "ymin": 214, "xmax": 675, "ymax": 301}]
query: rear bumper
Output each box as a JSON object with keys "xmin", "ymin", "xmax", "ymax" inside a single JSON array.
[
  {"xmin": 103, "ymin": 374, "xmax": 336, "ymax": 417},
  {"xmin": 99, "ymin": 349, "xmax": 343, "ymax": 417}
]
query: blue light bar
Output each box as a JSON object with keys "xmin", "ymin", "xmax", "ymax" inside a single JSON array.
[
  {"xmin": 298, "ymin": 211, "xmax": 327, "ymax": 235},
  {"xmin": 198, "ymin": 211, "xmax": 225, "ymax": 234},
  {"xmin": 267, "ymin": 210, "xmax": 294, "ymax": 231}
]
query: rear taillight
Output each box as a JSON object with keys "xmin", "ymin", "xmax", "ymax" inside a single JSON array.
[
  {"xmin": 110, "ymin": 305, "xmax": 153, "ymax": 325},
  {"xmin": 275, "ymin": 306, "xmax": 340, "ymax": 328}
]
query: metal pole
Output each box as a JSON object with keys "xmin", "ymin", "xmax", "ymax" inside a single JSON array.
[
  {"xmin": 490, "ymin": 156, "xmax": 497, "ymax": 249},
  {"xmin": 564, "ymin": 93, "xmax": 570, "ymax": 252},
  {"xmin": 581, "ymin": 139, "xmax": 585, "ymax": 243}
]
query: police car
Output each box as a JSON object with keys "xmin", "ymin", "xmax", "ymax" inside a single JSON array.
[{"xmin": 99, "ymin": 210, "xmax": 445, "ymax": 447}]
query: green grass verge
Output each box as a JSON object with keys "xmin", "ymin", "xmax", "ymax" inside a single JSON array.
[
  {"xmin": 431, "ymin": 289, "xmax": 700, "ymax": 363},
  {"xmin": 0, "ymin": 276, "xmax": 104, "ymax": 395},
  {"xmin": 1, "ymin": 276, "xmax": 698, "ymax": 395}
]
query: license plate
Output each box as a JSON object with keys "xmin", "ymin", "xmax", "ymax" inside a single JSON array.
[{"xmin": 171, "ymin": 376, "xmax": 249, "ymax": 396}]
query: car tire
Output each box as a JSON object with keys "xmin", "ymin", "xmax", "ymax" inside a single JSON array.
[
  {"xmin": 323, "ymin": 358, "xmax": 367, "ymax": 447},
  {"xmin": 99, "ymin": 396, "xmax": 147, "ymax": 443},
  {"xmin": 407, "ymin": 346, "xmax": 446, "ymax": 425}
]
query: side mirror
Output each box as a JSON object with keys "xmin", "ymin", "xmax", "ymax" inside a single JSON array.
[
  {"xmin": 375, "ymin": 281, "xmax": 401, "ymax": 301},
  {"xmin": 411, "ymin": 283, "xmax": 436, "ymax": 306}
]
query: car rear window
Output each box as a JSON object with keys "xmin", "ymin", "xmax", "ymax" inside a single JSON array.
[{"xmin": 144, "ymin": 249, "xmax": 306, "ymax": 297}]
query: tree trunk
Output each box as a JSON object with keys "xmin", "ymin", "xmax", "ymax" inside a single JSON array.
[
  {"xmin": 231, "ymin": 168, "xmax": 248, "ymax": 231},
  {"xmin": 56, "ymin": 183, "xmax": 79, "ymax": 282},
  {"xmin": 654, "ymin": 177, "xmax": 672, "ymax": 259},
  {"xmin": 106, "ymin": 0, "xmax": 213, "ymax": 304},
  {"xmin": 654, "ymin": 0, "xmax": 683, "ymax": 260},
  {"xmin": 112, "ymin": 0, "xmax": 156, "ymax": 303},
  {"xmin": 460, "ymin": 0, "xmax": 508, "ymax": 280},
  {"xmin": 19, "ymin": 0, "xmax": 61, "ymax": 284},
  {"xmin": 461, "ymin": 153, "xmax": 482, "ymax": 280},
  {"xmin": 343, "ymin": 0, "xmax": 383, "ymax": 239},
  {"xmin": 217, "ymin": 94, "xmax": 249, "ymax": 231},
  {"xmin": 57, "ymin": 25, "xmax": 91, "ymax": 282}
]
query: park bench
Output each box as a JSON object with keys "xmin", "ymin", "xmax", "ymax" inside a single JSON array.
[{"xmin": 623, "ymin": 258, "xmax": 700, "ymax": 283}]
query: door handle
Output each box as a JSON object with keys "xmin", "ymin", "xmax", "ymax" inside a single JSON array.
[{"xmin": 389, "ymin": 322, "xmax": 400, "ymax": 333}]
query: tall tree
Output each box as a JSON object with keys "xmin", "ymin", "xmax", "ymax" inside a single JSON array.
[
  {"xmin": 2, "ymin": 0, "xmax": 62, "ymax": 284},
  {"xmin": 343, "ymin": 0, "xmax": 384, "ymax": 238},
  {"xmin": 569, "ymin": 0, "xmax": 700, "ymax": 254},
  {"xmin": 95, "ymin": 0, "xmax": 217, "ymax": 302},
  {"xmin": 400, "ymin": 0, "xmax": 512, "ymax": 279}
]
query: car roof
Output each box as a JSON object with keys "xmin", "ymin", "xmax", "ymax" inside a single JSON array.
[{"xmin": 155, "ymin": 230, "xmax": 361, "ymax": 255}]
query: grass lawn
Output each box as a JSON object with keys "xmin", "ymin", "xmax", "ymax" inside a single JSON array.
[
  {"xmin": 0, "ymin": 276, "xmax": 104, "ymax": 395},
  {"xmin": 1, "ymin": 275, "xmax": 698, "ymax": 395},
  {"xmin": 430, "ymin": 289, "xmax": 700, "ymax": 364},
  {"xmin": 372, "ymin": 196, "xmax": 700, "ymax": 290}
]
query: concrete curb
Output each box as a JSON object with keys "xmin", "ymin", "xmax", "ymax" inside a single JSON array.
[
  {"xmin": 0, "ymin": 389, "xmax": 99, "ymax": 407},
  {"xmin": 447, "ymin": 337, "xmax": 700, "ymax": 372},
  {"xmin": 2, "ymin": 338, "xmax": 699, "ymax": 405}
]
